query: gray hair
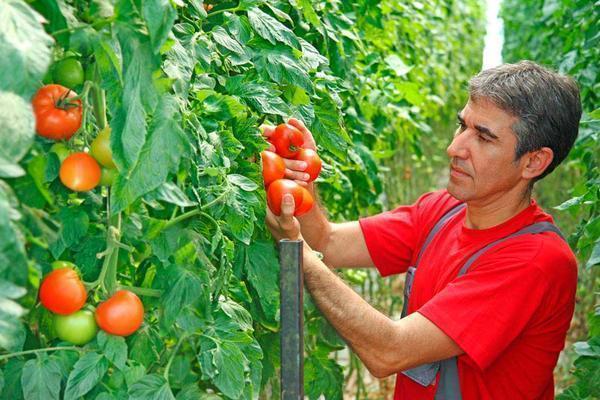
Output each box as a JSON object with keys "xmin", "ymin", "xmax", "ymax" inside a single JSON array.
[{"xmin": 469, "ymin": 60, "xmax": 582, "ymax": 181}]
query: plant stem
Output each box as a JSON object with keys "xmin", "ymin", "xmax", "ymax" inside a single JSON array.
[
  {"xmin": 0, "ymin": 346, "xmax": 81, "ymax": 361},
  {"xmin": 163, "ymin": 335, "xmax": 186, "ymax": 381},
  {"xmin": 206, "ymin": 7, "xmax": 239, "ymax": 18},
  {"xmin": 118, "ymin": 285, "xmax": 162, "ymax": 298},
  {"xmin": 161, "ymin": 188, "xmax": 230, "ymax": 230}
]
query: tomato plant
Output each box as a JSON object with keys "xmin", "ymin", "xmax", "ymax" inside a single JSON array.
[
  {"xmin": 31, "ymin": 84, "xmax": 82, "ymax": 140},
  {"xmin": 294, "ymin": 149, "xmax": 322, "ymax": 182},
  {"xmin": 271, "ymin": 124, "xmax": 304, "ymax": 158},
  {"xmin": 51, "ymin": 58, "xmax": 84, "ymax": 89},
  {"xmin": 90, "ymin": 126, "xmax": 116, "ymax": 169},
  {"xmin": 99, "ymin": 168, "xmax": 116, "ymax": 186},
  {"xmin": 261, "ymin": 151, "xmax": 285, "ymax": 186},
  {"xmin": 267, "ymin": 179, "xmax": 314, "ymax": 216},
  {"xmin": 95, "ymin": 290, "xmax": 144, "ymax": 337},
  {"xmin": 53, "ymin": 310, "xmax": 97, "ymax": 345},
  {"xmin": 49, "ymin": 142, "xmax": 70, "ymax": 162},
  {"xmin": 59, "ymin": 152, "xmax": 101, "ymax": 191},
  {"xmin": 39, "ymin": 268, "xmax": 87, "ymax": 315}
]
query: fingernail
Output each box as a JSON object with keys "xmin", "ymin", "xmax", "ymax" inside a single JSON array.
[
  {"xmin": 303, "ymin": 174, "xmax": 310, "ymax": 180},
  {"xmin": 283, "ymin": 194, "xmax": 293, "ymax": 203},
  {"xmin": 299, "ymin": 162, "xmax": 307, "ymax": 170}
]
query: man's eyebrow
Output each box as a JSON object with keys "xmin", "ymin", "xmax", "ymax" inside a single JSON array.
[{"xmin": 456, "ymin": 112, "xmax": 499, "ymax": 140}]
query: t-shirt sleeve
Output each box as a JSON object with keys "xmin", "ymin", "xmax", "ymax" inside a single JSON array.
[
  {"xmin": 358, "ymin": 191, "xmax": 441, "ymax": 277},
  {"xmin": 417, "ymin": 241, "xmax": 552, "ymax": 371}
]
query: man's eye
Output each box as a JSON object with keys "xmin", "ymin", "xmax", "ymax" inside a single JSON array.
[{"xmin": 478, "ymin": 134, "xmax": 491, "ymax": 142}]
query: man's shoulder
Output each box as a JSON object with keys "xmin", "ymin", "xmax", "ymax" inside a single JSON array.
[{"xmin": 413, "ymin": 189, "xmax": 462, "ymax": 221}]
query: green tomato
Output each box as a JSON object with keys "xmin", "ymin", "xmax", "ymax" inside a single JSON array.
[
  {"xmin": 53, "ymin": 310, "xmax": 98, "ymax": 345},
  {"xmin": 90, "ymin": 127, "xmax": 116, "ymax": 169},
  {"xmin": 51, "ymin": 260, "xmax": 77, "ymax": 270},
  {"xmin": 50, "ymin": 143, "xmax": 70, "ymax": 163},
  {"xmin": 100, "ymin": 168, "xmax": 116, "ymax": 186},
  {"xmin": 52, "ymin": 58, "xmax": 84, "ymax": 89}
]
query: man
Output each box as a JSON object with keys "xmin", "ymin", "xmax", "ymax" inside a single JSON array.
[{"xmin": 264, "ymin": 61, "xmax": 582, "ymax": 399}]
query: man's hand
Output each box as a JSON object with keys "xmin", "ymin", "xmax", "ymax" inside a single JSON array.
[
  {"xmin": 260, "ymin": 118, "xmax": 317, "ymax": 187},
  {"xmin": 266, "ymin": 193, "xmax": 302, "ymax": 241}
]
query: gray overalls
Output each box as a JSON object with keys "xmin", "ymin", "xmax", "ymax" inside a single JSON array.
[{"xmin": 400, "ymin": 203, "xmax": 565, "ymax": 399}]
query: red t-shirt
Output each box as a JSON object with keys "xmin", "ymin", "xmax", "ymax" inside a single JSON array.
[{"xmin": 359, "ymin": 190, "xmax": 577, "ymax": 400}]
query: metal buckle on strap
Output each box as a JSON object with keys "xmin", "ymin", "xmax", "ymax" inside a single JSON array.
[{"xmin": 401, "ymin": 361, "xmax": 440, "ymax": 386}]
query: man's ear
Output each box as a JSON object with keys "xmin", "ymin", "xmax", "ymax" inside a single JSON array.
[{"xmin": 522, "ymin": 147, "xmax": 554, "ymax": 179}]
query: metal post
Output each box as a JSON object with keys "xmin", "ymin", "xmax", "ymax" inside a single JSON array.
[{"xmin": 279, "ymin": 239, "xmax": 304, "ymax": 399}]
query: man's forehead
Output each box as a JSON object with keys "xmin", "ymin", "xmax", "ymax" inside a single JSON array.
[{"xmin": 460, "ymin": 98, "xmax": 518, "ymax": 130}]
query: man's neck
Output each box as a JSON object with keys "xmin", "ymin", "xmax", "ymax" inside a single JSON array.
[{"xmin": 464, "ymin": 189, "xmax": 532, "ymax": 230}]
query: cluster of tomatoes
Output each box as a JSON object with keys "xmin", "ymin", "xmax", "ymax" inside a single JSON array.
[
  {"xmin": 262, "ymin": 123, "xmax": 322, "ymax": 216},
  {"xmin": 32, "ymin": 57, "xmax": 117, "ymax": 192},
  {"xmin": 39, "ymin": 263, "xmax": 144, "ymax": 344}
]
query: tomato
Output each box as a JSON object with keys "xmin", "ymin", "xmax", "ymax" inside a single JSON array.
[
  {"xmin": 52, "ymin": 58, "xmax": 84, "ymax": 89},
  {"xmin": 294, "ymin": 148, "xmax": 322, "ymax": 181},
  {"xmin": 59, "ymin": 152, "xmax": 102, "ymax": 191},
  {"xmin": 100, "ymin": 168, "xmax": 116, "ymax": 186},
  {"xmin": 95, "ymin": 290, "xmax": 144, "ymax": 336},
  {"xmin": 50, "ymin": 143, "xmax": 70, "ymax": 163},
  {"xmin": 39, "ymin": 268, "xmax": 87, "ymax": 315},
  {"xmin": 32, "ymin": 84, "xmax": 82, "ymax": 140},
  {"xmin": 54, "ymin": 310, "xmax": 97, "ymax": 345},
  {"xmin": 271, "ymin": 124, "xmax": 304, "ymax": 158},
  {"xmin": 267, "ymin": 179, "xmax": 314, "ymax": 216},
  {"xmin": 203, "ymin": 3, "xmax": 213, "ymax": 11},
  {"xmin": 90, "ymin": 126, "xmax": 116, "ymax": 169},
  {"xmin": 261, "ymin": 151, "xmax": 285, "ymax": 186},
  {"xmin": 295, "ymin": 186, "xmax": 315, "ymax": 216}
]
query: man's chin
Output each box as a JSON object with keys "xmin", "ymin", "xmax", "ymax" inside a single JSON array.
[{"xmin": 446, "ymin": 182, "xmax": 471, "ymax": 202}]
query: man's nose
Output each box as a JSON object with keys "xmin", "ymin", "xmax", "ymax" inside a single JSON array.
[{"xmin": 446, "ymin": 131, "xmax": 469, "ymax": 160}]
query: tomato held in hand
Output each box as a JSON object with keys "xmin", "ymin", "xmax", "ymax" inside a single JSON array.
[
  {"xmin": 52, "ymin": 58, "xmax": 85, "ymax": 89},
  {"xmin": 261, "ymin": 151, "xmax": 285, "ymax": 186},
  {"xmin": 54, "ymin": 310, "xmax": 97, "ymax": 345},
  {"xmin": 95, "ymin": 290, "xmax": 144, "ymax": 336},
  {"xmin": 32, "ymin": 84, "xmax": 82, "ymax": 140},
  {"xmin": 39, "ymin": 267, "xmax": 87, "ymax": 315},
  {"xmin": 271, "ymin": 124, "xmax": 304, "ymax": 158},
  {"xmin": 59, "ymin": 152, "xmax": 101, "ymax": 191},
  {"xmin": 294, "ymin": 148, "xmax": 322, "ymax": 182},
  {"xmin": 90, "ymin": 126, "xmax": 116, "ymax": 169},
  {"xmin": 267, "ymin": 179, "xmax": 314, "ymax": 216}
]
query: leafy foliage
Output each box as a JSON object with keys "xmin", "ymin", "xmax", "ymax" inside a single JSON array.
[{"xmin": 0, "ymin": 0, "xmax": 483, "ymax": 398}]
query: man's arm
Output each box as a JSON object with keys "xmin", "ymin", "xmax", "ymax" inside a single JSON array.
[{"xmin": 302, "ymin": 243, "xmax": 464, "ymax": 378}]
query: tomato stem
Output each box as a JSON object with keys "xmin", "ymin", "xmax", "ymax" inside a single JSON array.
[
  {"xmin": 161, "ymin": 188, "xmax": 231, "ymax": 231},
  {"xmin": 0, "ymin": 346, "xmax": 82, "ymax": 361},
  {"xmin": 206, "ymin": 7, "xmax": 238, "ymax": 18}
]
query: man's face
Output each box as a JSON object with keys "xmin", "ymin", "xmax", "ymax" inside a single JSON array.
[{"xmin": 446, "ymin": 98, "xmax": 525, "ymax": 203}]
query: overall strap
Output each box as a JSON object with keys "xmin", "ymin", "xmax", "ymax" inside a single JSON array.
[
  {"xmin": 401, "ymin": 203, "xmax": 466, "ymax": 319},
  {"xmin": 415, "ymin": 203, "xmax": 466, "ymax": 266}
]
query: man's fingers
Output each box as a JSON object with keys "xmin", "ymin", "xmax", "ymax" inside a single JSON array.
[
  {"xmin": 283, "ymin": 158, "xmax": 307, "ymax": 171},
  {"xmin": 279, "ymin": 194, "xmax": 296, "ymax": 227},
  {"xmin": 287, "ymin": 118, "xmax": 317, "ymax": 150},
  {"xmin": 285, "ymin": 168, "xmax": 310, "ymax": 182},
  {"xmin": 260, "ymin": 124, "xmax": 275, "ymax": 138}
]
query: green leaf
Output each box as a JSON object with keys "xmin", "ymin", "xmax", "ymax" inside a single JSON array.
[
  {"xmin": 247, "ymin": 7, "xmax": 299, "ymax": 49},
  {"xmin": 0, "ymin": 91, "xmax": 34, "ymax": 178},
  {"xmin": 21, "ymin": 356, "xmax": 62, "ymax": 400},
  {"xmin": 128, "ymin": 374, "xmax": 175, "ymax": 400},
  {"xmin": 0, "ymin": 0, "xmax": 53, "ymax": 98},
  {"xmin": 1, "ymin": 358, "xmax": 24, "ymax": 400},
  {"xmin": 0, "ymin": 280, "xmax": 26, "ymax": 352},
  {"xmin": 49, "ymin": 207, "xmax": 90, "ymax": 259},
  {"xmin": 64, "ymin": 353, "xmax": 109, "ymax": 400},
  {"xmin": 255, "ymin": 46, "xmax": 313, "ymax": 94},
  {"xmin": 212, "ymin": 26, "xmax": 246, "ymax": 55},
  {"xmin": 294, "ymin": 0, "xmax": 322, "ymax": 30},
  {"xmin": 111, "ymin": 95, "xmax": 191, "ymax": 213},
  {"xmin": 225, "ymin": 75, "xmax": 290, "ymax": 117},
  {"xmin": 146, "ymin": 182, "xmax": 197, "ymax": 207},
  {"xmin": 586, "ymin": 241, "xmax": 600, "ymax": 269},
  {"xmin": 0, "ymin": 184, "xmax": 28, "ymax": 286},
  {"xmin": 246, "ymin": 241, "xmax": 279, "ymax": 323},
  {"xmin": 98, "ymin": 331, "xmax": 128, "ymax": 370},
  {"xmin": 142, "ymin": 0, "xmax": 176, "ymax": 53},
  {"xmin": 310, "ymin": 93, "xmax": 351, "ymax": 159},
  {"xmin": 304, "ymin": 354, "xmax": 344, "ymax": 400},
  {"xmin": 227, "ymin": 174, "xmax": 258, "ymax": 192},
  {"xmin": 385, "ymin": 54, "xmax": 412, "ymax": 77}
]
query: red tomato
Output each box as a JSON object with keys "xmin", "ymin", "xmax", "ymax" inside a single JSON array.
[
  {"xmin": 59, "ymin": 152, "xmax": 101, "ymax": 191},
  {"xmin": 294, "ymin": 148, "xmax": 322, "ymax": 182},
  {"xmin": 95, "ymin": 290, "xmax": 144, "ymax": 336},
  {"xmin": 39, "ymin": 268, "xmax": 87, "ymax": 315},
  {"xmin": 271, "ymin": 124, "xmax": 304, "ymax": 158},
  {"xmin": 32, "ymin": 84, "xmax": 82, "ymax": 140},
  {"xmin": 295, "ymin": 187, "xmax": 314, "ymax": 216},
  {"xmin": 261, "ymin": 151, "xmax": 285, "ymax": 186},
  {"xmin": 267, "ymin": 179, "xmax": 314, "ymax": 216}
]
